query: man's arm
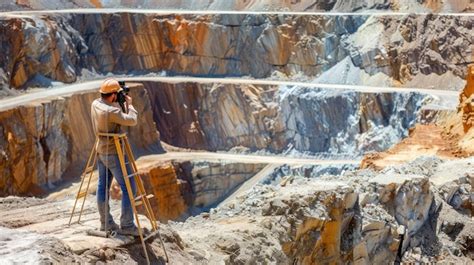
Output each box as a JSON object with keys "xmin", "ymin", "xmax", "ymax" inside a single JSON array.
[{"xmin": 110, "ymin": 105, "xmax": 138, "ymax": 126}]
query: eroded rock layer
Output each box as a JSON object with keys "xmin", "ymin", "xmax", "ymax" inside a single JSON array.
[
  {"xmin": 460, "ymin": 64, "xmax": 474, "ymax": 132},
  {"xmin": 174, "ymin": 157, "xmax": 473, "ymax": 264},
  {"xmin": 144, "ymin": 81, "xmax": 425, "ymax": 154},
  {"xmin": 0, "ymin": 84, "xmax": 161, "ymax": 195},
  {"xmin": 133, "ymin": 158, "xmax": 266, "ymax": 221},
  {"xmin": 0, "ymin": 13, "xmax": 471, "ymax": 90}
]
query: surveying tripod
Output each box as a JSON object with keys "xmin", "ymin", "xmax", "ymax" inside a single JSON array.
[{"xmin": 68, "ymin": 132, "xmax": 168, "ymax": 264}]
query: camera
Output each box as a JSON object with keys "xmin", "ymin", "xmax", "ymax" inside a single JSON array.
[{"xmin": 117, "ymin": 81, "xmax": 130, "ymax": 113}]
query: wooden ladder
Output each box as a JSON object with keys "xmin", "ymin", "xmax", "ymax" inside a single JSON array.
[{"xmin": 68, "ymin": 133, "xmax": 168, "ymax": 264}]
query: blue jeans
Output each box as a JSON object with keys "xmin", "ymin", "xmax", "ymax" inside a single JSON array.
[{"xmin": 97, "ymin": 153, "xmax": 136, "ymax": 228}]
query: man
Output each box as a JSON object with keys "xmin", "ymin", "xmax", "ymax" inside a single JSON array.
[{"xmin": 91, "ymin": 78, "xmax": 139, "ymax": 236}]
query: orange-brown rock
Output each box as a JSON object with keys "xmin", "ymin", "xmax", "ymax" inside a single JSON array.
[
  {"xmin": 360, "ymin": 124, "xmax": 468, "ymax": 170},
  {"xmin": 459, "ymin": 64, "xmax": 474, "ymax": 132},
  {"xmin": 138, "ymin": 162, "xmax": 188, "ymax": 222}
]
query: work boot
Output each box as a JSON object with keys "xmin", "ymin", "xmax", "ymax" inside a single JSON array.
[
  {"xmin": 119, "ymin": 225, "xmax": 140, "ymax": 236},
  {"xmin": 100, "ymin": 221, "xmax": 119, "ymax": 232},
  {"xmin": 98, "ymin": 202, "xmax": 118, "ymax": 231}
]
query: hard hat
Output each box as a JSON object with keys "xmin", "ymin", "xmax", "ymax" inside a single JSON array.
[{"xmin": 99, "ymin": 79, "xmax": 122, "ymax": 94}]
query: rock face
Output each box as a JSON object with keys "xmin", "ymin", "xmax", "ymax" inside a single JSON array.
[
  {"xmin": 144, "ymin": 81, "xmax": 425, "ymax": 154},
  {"xmin": 0, "ymin": 13, "xmax": 365, "ymax": 90},
  {"xmin": 137, "ymin": 161, "xmax": 188, "ymax": 221},
  {"xmin": 171, "ymin": 156, "xmax": 473, "ymax": 264},
  {"xmin": 460, "ymin": 64, "xmax": 474, "ymax": 132},
  {"xmin": 0, "ymin": 83, "xmax": 161, "ymax": 195},
  {"xmin": 135, "ymin": 157, "xmax": 266, "ymax": 221},
  {"xmin": 0, "ymin": 13, "xmax": 471, "ymax": 91},
  {"xmin": 0, "ymin": 15, "xmax": 82, "ymax": 90},
  {"xmin": 2, "ymin": 0, "xmax": 473, "ymax": 12},
  {"xmin": 0, "ymin": 79, "xmax": 424, "ymax": 197},
  {"xmin": 176, "ymin": 160, "xmax": 266, "ymax": 209},
  {"xmin": 366, "ymin": 15, "xmax": 472, "ymax": 86}
]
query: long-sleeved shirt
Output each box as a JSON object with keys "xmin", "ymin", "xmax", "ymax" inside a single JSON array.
[{"xmin": 91, "ymin": 98, "xmax": 138, "ymax": 154}]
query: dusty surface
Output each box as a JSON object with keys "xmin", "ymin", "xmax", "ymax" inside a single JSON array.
[
  {"xmin": 361, "ymin": 124, "xmax": 470, "ymax": 170},
  {"xmin": 0, "ymin": 196, "xmax": 191, "ymax": 264}
]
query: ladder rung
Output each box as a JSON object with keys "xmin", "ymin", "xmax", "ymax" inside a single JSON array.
[
  {"xmin": 97, "ymin": 133, "xmax": 127, "ymax": 138},
  {"xmin": 144, "ymin": 229, "xmax": 160, "ymax": 241},
  {"xmin": 77, "ymin": 191, "xmax": 87, "ymax": 199},
  {"xmin": 84, "ymin": 166, "xmax": 95, "ymax": 174},
  {"xmin": 127, "ymin": 172, "xmax": 139, "ymax": 178},
  {"xmin": 135, "ymin": 194, "xmax": 154, "ymax": 206}
]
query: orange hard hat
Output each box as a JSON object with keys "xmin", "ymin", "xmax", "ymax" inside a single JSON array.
[{"xmin": 99, "ymin": 79, "xmax": 122, "ymax": 94}]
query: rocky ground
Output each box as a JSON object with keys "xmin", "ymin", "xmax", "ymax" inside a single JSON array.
[{"xmin": 0, "ymin": 155, "xmax": 472, "ymax": 264}]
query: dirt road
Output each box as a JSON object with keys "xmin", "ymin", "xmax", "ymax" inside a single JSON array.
[{"xmin": 0, "ymin": 76, "xmax": 459, "ymax": 112}]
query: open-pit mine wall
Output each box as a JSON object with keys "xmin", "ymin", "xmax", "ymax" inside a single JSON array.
[
  {"xmin": 0, "ymin": 80, "xmax": 425, "ymax": 196},
  {"xmin": 0, "ymin": 12, "xmax": 471, "ymax": 91},
  {"xmin": 144, "ymin": 82, "xmax": 424, "ymax": 154}
]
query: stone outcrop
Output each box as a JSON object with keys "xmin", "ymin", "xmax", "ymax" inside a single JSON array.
[
  {"xmin": 459, "ymin": 64, "xmax": 474, "ymax": 132},
  {"xmin": 134, "ymin": 157, "xmax": 266, "ymax": 221},
  {"xmin": 169, "ymin": 156, "xmax": 473, "ymax": 264},
  {"xmin": 174, "ymin": 176, "xmax": 432, "ymax": 263},
  {"xmin": 2, "ymin": 0, "xmax": 473, "ymax": 12},
  {"xmin": 176, "ymin": 160, "xmax": 266, "ymax": 209},
  {"xmin": 1, "ymin": 156, "xmax": 471, "ymax": 263},
  {"xmin": 0, "ymin": 12, "xmax": 471, "ymax": 91},
  {"xmin": 137, "ymin": 161, "xmax": 188, "ymax": 221},
  {"xmin": 144, "ymin": 81, "xmax": 425, "ymax": 154},
  {"xmin": 0, "ymin": 83, "xmax": 161, "ymax": 195},
  {"xmin": 341, "ymin": 14, "xmax": 473, "ymax": 88}
]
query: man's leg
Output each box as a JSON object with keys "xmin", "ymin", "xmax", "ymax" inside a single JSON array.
[
  {"xmin": 101, "ymin": 154, "xmax": 137, "ymax": 231},
  {"xmin": 96, "ymin": 158, "xmax": 118, "ymax": 231}
]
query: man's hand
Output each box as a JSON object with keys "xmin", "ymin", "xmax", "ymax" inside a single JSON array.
[{"xmin": 125, "ymin": 95, "xmax": 133, "ymax": 106}]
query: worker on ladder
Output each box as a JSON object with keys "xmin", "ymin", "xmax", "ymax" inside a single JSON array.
[{"xmin": 91, "ymin": 78, "xmax": 139, "ymax": 236}]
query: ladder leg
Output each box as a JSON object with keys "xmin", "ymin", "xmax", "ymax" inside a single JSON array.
[
  {"xmin": 123, "ymin": 137, "xmax": 168, "ymax": 263},
  {"xmin": 78, "ymin": 154, "xmax": 97, "ymax": 223},
  {"xmin": 69, "ymin": 138, "xmax": 98, "ymax": 225},
  {"xmin": 69, "ymin": 173, "xmax": 86, "ymax": 225},
  {"xmin": 114, "ymin": 137, "xmax": 150, "ymax": 265},
  {"xmin": 123, "ymin": 138, "xmax": 158, "ymax": 229}
]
